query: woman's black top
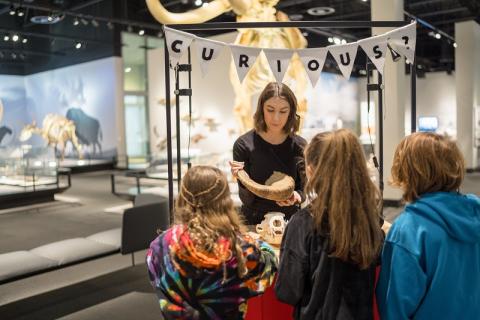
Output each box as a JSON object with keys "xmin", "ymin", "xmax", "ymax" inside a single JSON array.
[
  {"xmin": 275, "ymin": 208, "xmax": 378, "ymax": 320},
  {"xmin": 233, "ymin": 129, "xmax": 306, "ymax": 225}
]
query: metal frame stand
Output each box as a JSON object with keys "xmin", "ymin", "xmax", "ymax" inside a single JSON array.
[{"xmin": 162, "ymin": 20, "xmax": 416, "ymax": 214}]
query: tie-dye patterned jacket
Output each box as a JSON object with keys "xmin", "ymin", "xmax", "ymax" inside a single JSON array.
[{"xmin": 146, "ymin": 225, "xmax": 278, "ymax": 319}]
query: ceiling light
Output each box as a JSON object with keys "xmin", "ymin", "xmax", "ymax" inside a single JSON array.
[
  {"xmin": 73, "ymin": 18, "xmax": 80, "ymax": 26},
  {"xmin": 202, "ymin": 2, "xmax": 210, "ymax": 7},
  {"xmin": 9, "ymin": 6, "xmax": 16, "ymax": 15},
  {"xmin": 125, "ymin": 67, "xmax": 132, "ymax": 73},
  {"xmin": 3, "ymin": 35, "xmax": 9, "ymax": 41},
  {"xmin": 333, "ymin": 37, "xmax": 341, "ymax": 45},
  {"xmin": 19, "ymin": 53, "xmax": 25, "ymax": 60},
  {"xmin": 341, "ymin": 39, "xmax": 347, "ymax": 44},
  {"xmin": 12, "ymin": 34, "xmax": 19, "ymax": 42},
  {"xmin": 17, "ymin": 8, "xmax": 25, "ymax": 17},
  {"xmin": 81, "ymin": 18, "xmax": 89, "ymax": 25},
  {"xmin": 328, "ymin": 37, "xmax": 333, "ymax": 43},
  {"xmin": 302, "ymin": 32, "xmax": 308, "ymax": 37},
  {"xmin": 361, "ymin": 0, "xmax": 368, "ymax": 2},
  {"xmin": 194, "ymin": 0, "xmax": 202, "ymax": 6},
  {"xmin": 22, "ymin": 38, "xmax": 28, "ymax": 43},
  {"xmin": 47, "ymin": 15, "xmax": 54, "ymax": 22},
  {"xmin": 138, "ymin": 29, "xmax": 145, "ymax": 36},
  {"xmin": 107, "ymin": 21, "xmax": 114, "ymax": 30},
  {"xmin": 91, "ymin": 19, "xmax": 99, "ymax": 27},
  {"xmin": 11, "ymin": 53, "xmax": 17, "ymax": 59},
  {"xmin": 453, "ymin": 42, "xmax": 457, "ymax": 48},
  {"xmin": 307, "ymin": 7, "xmax": 335, "ymax": 16},
  {"xmin": 435, "ymin": 33, "xmax": 441, "ymax": 39},
  {"xmin": 75, "ymin": 42, "xmax": 82, "ymax": 49}
]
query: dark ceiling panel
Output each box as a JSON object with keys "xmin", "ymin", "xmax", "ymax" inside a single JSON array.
[{"xmin": 0, "ymin": 0, "xmax": 478, "ymax": 75}]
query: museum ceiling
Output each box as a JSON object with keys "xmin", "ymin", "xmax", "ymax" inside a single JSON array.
[{"xmin": 0, "ymin": 0, "xmax": 478, "ymax": 76}]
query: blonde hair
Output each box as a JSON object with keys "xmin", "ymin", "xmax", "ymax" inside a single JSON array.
[
  {"xmin": 176, "ymin": 165, "xmax": 247, "ymax": 277},
  {"xmin": 390, "ymin": 132, "xmax": 465, "ymax": 202},
  {"xmin": 304, "ymin": 129, "xmax": 383, "ymax": 269}
]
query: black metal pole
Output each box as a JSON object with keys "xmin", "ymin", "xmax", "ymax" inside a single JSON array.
[
  {"xmin": 411, "ymin": 59, "xmax": 417, "ymax": 133},
  {"xmin": 164, "ymin": 38, "xmax": 174, "ymax": 216},
  {"xmin": 187, "ymin": 48, "xmax": 192, "ymax": 170},
  {"xmin": 167, "ymin": 21, "xmax": 408, "ymax": 31},
  {"xmin": 175, "ymin": 66, "xmax": 181, "ymax": 192},
  {"xmin": 378, "ymin": 72, "xmax": 384, "ymax": 195}
]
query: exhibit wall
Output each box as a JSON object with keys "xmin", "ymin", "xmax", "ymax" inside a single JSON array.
[
  {"xmin": 0, "ymin": 75, "xmax": 29, "ymax": 149},
  {"xmin": 0, "ymin": 57, "xmax": 122, "ymax": 159},
  {"xmin": 357, "ymin": 71, "xmax": 457, "ymax": 139},
  {"xmin": 147, "ymin": 32, "xmax": 359, "ymax": 161}
]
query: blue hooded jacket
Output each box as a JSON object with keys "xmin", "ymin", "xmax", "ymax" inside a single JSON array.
[{"xmin": 376, "ymin": 192, "xmax": 480, "ymax": 320}]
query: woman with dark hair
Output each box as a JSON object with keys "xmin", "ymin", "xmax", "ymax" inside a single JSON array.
[{"xmin": 230, "ymin": 82, "xmax": 307, "ymax": 225}]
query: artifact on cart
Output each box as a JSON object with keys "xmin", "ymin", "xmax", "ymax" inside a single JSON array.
[
  {"xmin": 19, "ymin": 114, "xmax": 83, "ymax": 160},
  {"xmin": 237, "ymin": 170, "xmax": 294, "ymax": 202},
  {"xmin": 256, "ymin": 212, "xmax": 286, "ymax": 245},
  {"xmin": 146, "ymin": 0, "xmax": 308, "ymax": 133}
]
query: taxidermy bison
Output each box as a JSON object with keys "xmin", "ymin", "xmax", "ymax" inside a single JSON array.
[{"xmin": 66, "ymin": 108, "xmax": 102, "ymax": 156}]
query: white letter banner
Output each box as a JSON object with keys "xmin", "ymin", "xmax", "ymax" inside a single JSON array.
[
  {"xmin": 262, "ymin": 48, "xmax": 294, "ymax": 83},
  {"xmin": 194, "ymin": 37, "xmax": 225, "ymax": 78},
  {"xmin": 387, "ymin": 21, "xmax": 417, "ymax": 62},
  {"xmin": 328, "ymin": 43, "xmax": 358, "ymax": 80},
  {"xmin": 229, "ymin": 45, "xmax": 262, "ymax": 83},
  {"xmin": 358, "ymin": 34, "xmax": 388, "ymax": 75},
  {"xmin": 297, "ymin": 48, "xmax": 328, "ymax": 87},
  {"xmin": 164, "ymin": 26, "xmax": 196, "ymax": 66}
]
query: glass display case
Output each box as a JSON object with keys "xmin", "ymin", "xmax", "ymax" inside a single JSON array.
[{"xmin": 0, "ymin": 145, "xmax": 70, "ymax": 196}]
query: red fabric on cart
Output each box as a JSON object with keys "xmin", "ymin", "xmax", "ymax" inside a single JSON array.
[{"xmin": 245, "ymin": 278, "xmax": 293, "ymax": 320}]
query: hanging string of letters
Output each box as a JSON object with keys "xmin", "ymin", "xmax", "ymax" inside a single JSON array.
[{"xmin": 164, "ymin": 21, "xmax": 416, "ymax": 84}]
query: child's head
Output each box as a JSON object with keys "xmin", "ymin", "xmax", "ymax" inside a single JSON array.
[
  {"xmin": 176, "ymin": 165, "xmax": 247, "ymax": 275},
  {"xmin": 304, "ymin": 129, "xmax": 382, "ymax": 269},
  {"xmin": 391, "ymin": 132, "xmax": 465, "ymax": 202}
]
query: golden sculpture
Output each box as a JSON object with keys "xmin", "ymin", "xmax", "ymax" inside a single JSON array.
[
  {"xmin": 146, "ymin": 0, "xmax": 308, "ymax": 133},
  {"xmin": 20, "ymin": 114, "xmax": 83, "ymax": 160}
]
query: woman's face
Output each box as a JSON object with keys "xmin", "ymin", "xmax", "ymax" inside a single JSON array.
[{"xmin": 262, "ymin": 96, "xmax": 290, "ymax": 134}]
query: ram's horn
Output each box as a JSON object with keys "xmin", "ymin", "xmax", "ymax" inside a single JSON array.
[
  {"xmin": 237, "ymin": 170, "xmax": 295, "ymax": 202},
  {"xmin": 146, "ymin": 0, "xmax": 231, "ymax": 24}
]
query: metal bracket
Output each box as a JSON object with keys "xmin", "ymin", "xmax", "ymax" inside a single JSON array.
[{"xmin": 174, "ymin": 89, "xmax": 192, "ymax": 96}]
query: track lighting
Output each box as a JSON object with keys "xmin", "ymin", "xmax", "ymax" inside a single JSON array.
[
  {"xmin": 12, "ymin": 34, "xmax": 19, "ymax": 42},
  {"xmin": 75, "ymin": 42, "xmax": 82, "ymax": 49},
  {"xmin": 91, "ymin": 19, "xmax": 99, "ymax": 27},
  {"xmin": 17, "ymin": 7, "xmax": 25, "ymax": 17},
  {"xmin": 107, "ymin": 21, "xmax": 114, "ymax": 30},
  {"xmin": 138, "ymin": 29, "xmax": 145, "ymax": 36},
  {"xmin": 9, "ymin": 5, "xmax": 15, "ymax": 15},
  {"xmin": 73, "ymin": 18, "xmax": 80, "ymax": 26}
]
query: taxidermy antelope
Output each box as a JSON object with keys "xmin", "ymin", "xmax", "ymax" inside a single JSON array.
[
  {"xmin": 20, "ymin": 114, "xmax": 82, "ymax": 160},
  {"xmin": 146, "ymin": 0, "xmax": 309, "ymax": 133}
]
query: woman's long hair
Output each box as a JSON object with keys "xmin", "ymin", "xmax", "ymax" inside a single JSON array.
[
  {"xmin": 176, "ymin": 165, "xmax": 247, "ymax": 277},
  {"xmin": 304, "ymin": 129, "xmax": 383, "ymax": 269}
]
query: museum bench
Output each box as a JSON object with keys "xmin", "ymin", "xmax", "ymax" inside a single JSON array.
[{"xmin": 0, "ymin": 197, "xmax": 170, "ymax": 284}]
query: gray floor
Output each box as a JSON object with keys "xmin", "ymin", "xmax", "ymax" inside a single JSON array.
[{"xmin": 0, "ymin": 171, "xmax": 130, "ymax": 253}]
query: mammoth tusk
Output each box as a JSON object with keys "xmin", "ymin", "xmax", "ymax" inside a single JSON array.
[
  {"xmin": 145, "ymin": 0, "xmax": 231, "ymax": 25},
  {"xmin": 237, "ymin": 170, "xmax": 295, "ymax": 202}
]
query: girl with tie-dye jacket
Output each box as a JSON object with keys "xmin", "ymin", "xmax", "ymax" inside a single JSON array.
[{"xmin": 146, "ymin": 165, "xmax": 277, "ymax": 319}]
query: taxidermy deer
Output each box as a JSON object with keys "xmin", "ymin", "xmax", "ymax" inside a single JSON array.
[
  {"xmin": 20, "ymin": 114, "xmax": 83, "ymax": 160},
  {"xmin": 146, "ymin": 0, "xmax": 309, "ymax": 133}
]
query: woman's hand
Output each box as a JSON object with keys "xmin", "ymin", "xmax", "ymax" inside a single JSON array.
[
  {"xmin": 229, "ymin": 160, "xmax": 244, "ymax": 178},
  {"xmin": 276, "ymin": 191, "xmax": 302, "ymax": 207}
]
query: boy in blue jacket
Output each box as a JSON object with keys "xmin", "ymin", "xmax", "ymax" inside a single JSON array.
[{"xmin": 376, "ymin": 132, "xmax": 480, "ymax": 319}]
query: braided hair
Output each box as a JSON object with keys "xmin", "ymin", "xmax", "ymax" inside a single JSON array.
[{"xmin": 176, "ymin": 165, "xmax": 247, "ymax": 278}]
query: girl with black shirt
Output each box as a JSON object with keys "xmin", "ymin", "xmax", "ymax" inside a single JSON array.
[
  {"xmin": 230, "ymin": 82, "xmax": 306, "ymax": 225},
  {"xmin": 275, "ymin": 129, "xmax": 384, "ymax": 320}
]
